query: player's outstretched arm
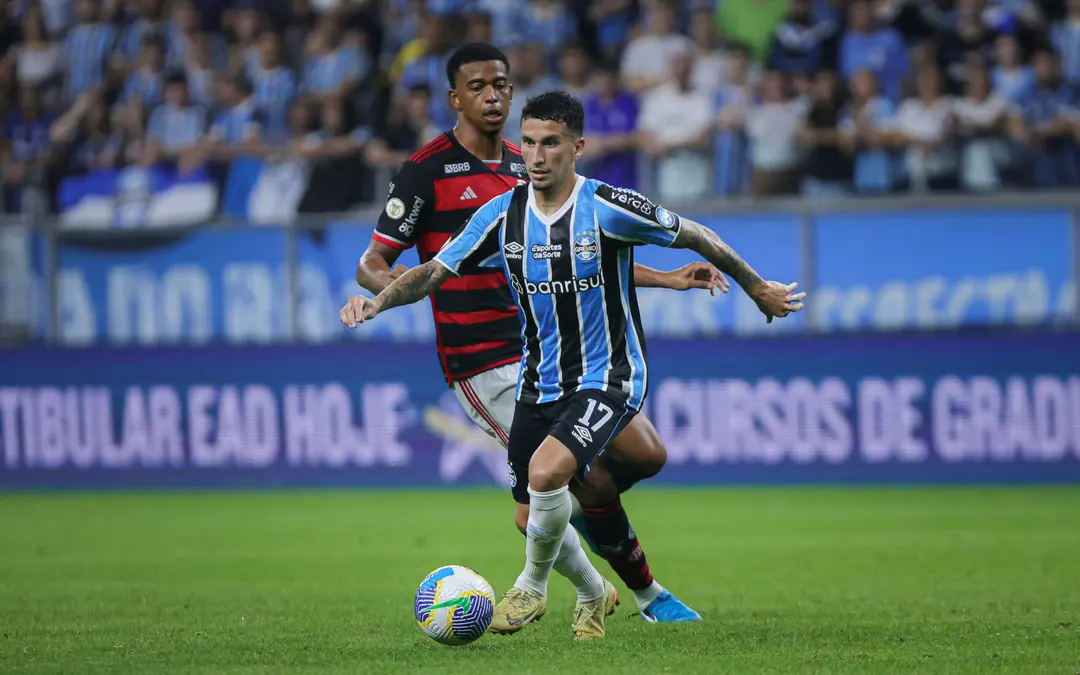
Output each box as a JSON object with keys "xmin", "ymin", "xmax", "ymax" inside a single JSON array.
[
  {"xmin": 670, "ymin": 219, "xmax": 806, "ymax": 323},
  {"xmin": 632, "ymin": 262, "xmax": 730, "ymax": 295},
  {"xmin": 340, "ymin": 261, "xmax": 452, "ymax": 328}
]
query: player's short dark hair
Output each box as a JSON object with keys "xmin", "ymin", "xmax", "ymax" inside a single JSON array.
[
  {"xmin": 446, "ymin": 42, "xmax": 510, "ymax": 88},
  {"xmin": 520, "ymin": 91, "xmax": 585, "ymax": 137}
]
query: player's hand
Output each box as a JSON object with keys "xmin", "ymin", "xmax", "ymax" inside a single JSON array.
[
  {"xmin": 339, "ymin": 294, "xmax": 379, "ymax": 328},
  {"xmin": 667, "ymin": 262, "xmax": 729, "ymax": 295},
  {"xmin": 750, "ymin": 281, "xmax": 805, "ymax": 323},
  {"xmin": 388, "ymin": 264, "xmax": 408, "ymax": 282}
]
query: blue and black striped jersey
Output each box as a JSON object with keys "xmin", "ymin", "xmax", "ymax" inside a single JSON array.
[{"xmin": 435, "ymin": 176, "xmax": 682, "ymax": 409}]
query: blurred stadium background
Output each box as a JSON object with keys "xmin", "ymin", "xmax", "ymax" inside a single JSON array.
[{"xmin": 1, "ymin": 0, "xmax": 1080, "ymax": 672}]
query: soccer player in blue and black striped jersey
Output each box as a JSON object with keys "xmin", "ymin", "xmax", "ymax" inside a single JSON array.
[{"xmin": 343, "ymin": 90, "xmax": 806, "ymax": 640}]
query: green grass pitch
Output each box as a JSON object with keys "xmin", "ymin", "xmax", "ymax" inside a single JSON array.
[{"xmin": 1, "ymin": 487, "xmax": 1078, "ymax": 674}]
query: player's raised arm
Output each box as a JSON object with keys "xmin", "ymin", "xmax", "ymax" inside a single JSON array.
[
  {"xmin": 670, "ymin": 218, "xmax": 806, "ymax": 323},
  {"xmin": 592, "ymin": 183, "xmax": 803, "ymax": 322}
]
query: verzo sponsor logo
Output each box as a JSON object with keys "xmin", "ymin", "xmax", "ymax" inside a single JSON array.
[
  {"xmin": 510, "ymin": 272, "xmax": 603, "ymax": 296},
  {"xmin": 608, "ymin": 188, "xmax": 652, "ymax": 214},
  {"xmin": 444, "ymin": 162, "xmax": 471, "ymax": 174}
]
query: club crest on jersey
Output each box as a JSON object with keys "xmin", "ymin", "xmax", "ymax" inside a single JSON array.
[
  {"xmin": 385, "ymin": 197, "xmax": 405, "ymax": 219},
  {"xmin": 573, "ymin": 235, "xmax": 599, "ymax": 261},
  {"xmin": 656, "ymin": 207, "xmax": 676, "ymax": 229}
]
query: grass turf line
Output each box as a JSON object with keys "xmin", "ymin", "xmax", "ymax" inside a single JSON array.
[{"xmin": 1, "ymin": 487, "xmax": 1078, "ymax": 674}]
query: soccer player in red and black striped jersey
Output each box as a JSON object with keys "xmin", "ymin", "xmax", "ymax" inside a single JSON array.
[{"xmin": 350, "ymin": 43, "xmax": 708, "ymax": 624}]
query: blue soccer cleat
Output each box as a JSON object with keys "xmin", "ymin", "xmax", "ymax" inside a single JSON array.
[{"xmin": 641, "ymin": 590, "xmax": 702, "ymax": 623}]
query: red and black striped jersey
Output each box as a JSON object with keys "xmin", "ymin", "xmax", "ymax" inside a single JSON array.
[{"xmin": 373, "ymin": 131, "xmax": 529, "ymax": 384}]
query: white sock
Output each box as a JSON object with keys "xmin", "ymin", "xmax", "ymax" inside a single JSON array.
[
  {"xmin": 514, "ymin": 485, "xmax": 572, "ymax": 597},
  {"xmin": 552, "ymin": 528, "xmax": 605, "ymax": 603},
  {"xmin": 632, "ymin": 581, "xmax": 664, "ymax": 612}
]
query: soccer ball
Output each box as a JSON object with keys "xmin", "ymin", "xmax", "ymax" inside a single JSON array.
[{"xmin": 413, "ymin": 565, "xmax": 496, "ymax": 646}]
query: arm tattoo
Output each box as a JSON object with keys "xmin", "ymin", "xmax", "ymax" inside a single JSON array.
[
  {"xmin": 373, "ymin": 261, "xmax": 449, "ymax": 313},
  {"xmin": 674, "ymin": 220, "xmax": 764, "ymax": 292}
]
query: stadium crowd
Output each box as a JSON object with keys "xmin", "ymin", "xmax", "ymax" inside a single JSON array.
[{"xmin": 2, "ymin": 0, "xmax": 1080, "ymax": 215}]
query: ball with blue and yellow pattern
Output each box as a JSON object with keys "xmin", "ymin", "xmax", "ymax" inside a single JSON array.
[{"xmin": 413, "ymin": 565, "xmax": 496, "ymax": 645}]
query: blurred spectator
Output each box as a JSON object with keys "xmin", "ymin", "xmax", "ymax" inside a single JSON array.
[
  {"xmin": 1050, "ymin": 0, "xmax": 1080, "ymax": 85},
  {"xmin": 521, "ymin": 0, "xmax": 577, "ymax": 59},
  {"xmin": 12, "ymin": 7, "xmax": 62, "ymax": 101},
  {"xmin": 582, "ymin": 59, "xmax": 639, "ymax": 189},
  {"xmin": 507, "ymin": 42, "xmax": 562, "ymax": 137},
  {"xmin": 637, "ymin": 50, "xmax": 711, "ymax": 202},
  {"xmin": 397, "ymin": 13, "xmax": 457, "ymax": 129},
  {"xmin": 587, "ymin": 0, "xmax": 638, "ymax": 61},
  {"xmin": 365, "ymin": 84, "xmax": 438, "ymax": 168},
  {"xmin": 300, "ymin": 15, "xmax": 368, "ymax": 102},
  {"xmin": 892, "ymin": 65, "xmax": 958, "ymax": 191},
  {"xmin": 49, "ymin": 93, "xmax": 122, "ymax": 175},
  {"xmin": 0, "ymin": 5, "xmax": 22, "ymax": 84},
  {"xmin": 991, "ymin": 34, "xmax": 1036, "ymax": 104},
  {"xmin": 229, "ymin": 6, "xmax": 267, "ymax": 78},
  {"xmin": 716, "ymin": 0, "xmax": 791, "ymax": 63},
  {"xmin": 797, "ymin": 69, "xmax": 851, "ymax": 197},
  {"xmin": 251, "ymin": 31, "xmax": 298, "ymax": 143},
  {"xmin": 64, "ymin": 0, "xmax": 118, "ymax": 101},
  {"xmin": 688, "ymin": 8, "xmax": 728, "ymax": 94},
  {"xmin": 294, "ymin": 97, "xmax": 370, "ymax": 213},
  {"xmin": 839, "ymin": 0, "xmax": 909, "ymax": 103},
  {"xmin": 2, "ymin": 88, "xmax": 59, "ymax": 213},
  {"xmin": 620, "ymin": 1, "xmax": 694, "ymax": 93},
  {"xmin": 465, "ymin": 10, "xmax": 494, "ymax": 44},
  {"xmin": 185, "ymin": 31, "xmax": 217, "ymax": 107},
  {"xmin": 114, "ymin": 33, "xmax": 168, "ymax": 126},
  {"xmin": 39, "ymin": 0, "xmax": 75, "ymax": 37},
  {"xmin": 285, "ymin": 0, "xmax": 318, "ymax": 71},
  {"xmin": 559, "ymin": 45, "xmax": 591, "ymax": 99},
  {"xmin": 937, "ymin": 0, "xmax": 996, "ymax": 89},
  {"xmin": 766, "ymin": 0, "xmax": 839, "ymax": 88},
  {"xmin": 839, "ymin": 69, "xmax": 897, "ymax": 193},
  {"xmin": 1009, "ymin": 50, "xmax": 1080, "ymax": 187},
  {"xmin": 114, "ymin": 0, "xmax": 165, "ymax": 74},
  {"xmin": 954, "ymin": 62, "xmax": 1015, "ymax": 190},
  {"xmin": 745, "ymin": 70, "xmax": 810, "ymax": 196},
  {"xmin": 380, "ymin": 0, "xmax": 426, "ymax": 72},
  {"xmin": 165, "ymin": 0, "xmax": 205, "ymax": 70},
  {"xmin": 143, "ymin": 72, "xmax": 206, "ymax": 170},
  {"xmin": 205, "ymin": 73, "xmax": 263, "ymax": 159},
  {"xmin": 712, "ymin": 43, "xmax": 754, "ymax": 196}
]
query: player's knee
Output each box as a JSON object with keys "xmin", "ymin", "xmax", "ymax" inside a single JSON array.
[
  {"xmin": 636, "ymin": 435, "xmax": 667, "ymax": 478},
  {"xmin": 528, "ymin": 462, "xmax": 570, "ymax": 493}
]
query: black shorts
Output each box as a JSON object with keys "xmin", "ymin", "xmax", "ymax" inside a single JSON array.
[{"xmin": 506, "ymin": 389, "xmax": 637, "ymax": 504}]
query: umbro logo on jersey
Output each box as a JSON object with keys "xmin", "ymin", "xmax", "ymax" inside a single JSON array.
[
  {"xmin": 504, "ymin": 241, "xmax": 524, "ymax": 260},
  {"xmin": 460, "ymin": 186, "xmax": 478, "ymax": 201},
  {"xmin": 571, "ymin": 425, "xmax": 592, "ymax": 447}
]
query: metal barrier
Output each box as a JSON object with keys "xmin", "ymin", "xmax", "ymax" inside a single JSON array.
[{"xmin": 2, "ymin": 190, "xmax": 1079, "ymax": 346}]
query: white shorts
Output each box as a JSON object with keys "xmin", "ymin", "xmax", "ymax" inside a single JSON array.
[{"xmin": 450, "ymin": 363, "xmax": 518, "ymax": 450}]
